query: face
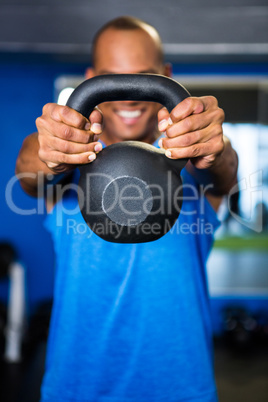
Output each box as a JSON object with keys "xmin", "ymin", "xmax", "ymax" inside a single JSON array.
[{"xmin": 87, "ymin": 28, "xmax": 170, "ymax": 145}]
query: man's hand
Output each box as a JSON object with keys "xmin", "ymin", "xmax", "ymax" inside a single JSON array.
[
  {"xmin": 157, "ymin": 96, "xmax": 225, "ymax": 169},
  {"xmin": 36, "ymin": 103, "xmax": 103, "ymax": 174}
]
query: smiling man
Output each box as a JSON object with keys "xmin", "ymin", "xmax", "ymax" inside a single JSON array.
[
  {"xmin": 85, "ymin": 20, "xmax": 170, "ymax": 145},
  {"xmin": 16, "ymin": 16, "xmax": 238, "ymax": 402}
]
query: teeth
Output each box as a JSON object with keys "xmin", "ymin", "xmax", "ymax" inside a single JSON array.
[{"xmin": 117, "ymin": 110, "xmax": 142, "ymax": 118}]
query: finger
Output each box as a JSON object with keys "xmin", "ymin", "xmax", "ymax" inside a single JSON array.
[
  {"xmin": 37, "ymin": 119, "xmax": 94, "ymax": 144},
  {"xmin": 164, "ymin": 134, "xmax": 224, "ymax": 159},
  {"xmin": 39, "ymin": 148, "xmax": 99, "ymax": 166},
  {"xmin": 159, "ymin": 130, "xmax": 203, "ymax": 149},
  {"xmin": 166, "ymin": 108, "xmax": 223, "ymax": 139},
  {"xmin": 89, "ymin": 108, "xmax": 103, "ymax": 134},
  {"xmin": 170, "ymin": 97, "xmax": 205, "ymax": 123},
  {"xmin": 158, "ymin": 107, "xmax": 171, "ymax": 132},
  {"xmin": 40, "ymin": 135, "xmax": 103, "ymax": 155},
  {"xmin": 162, "ymin": 122, "xmax": 223, "ymax": 148},
  {"xmin": 43, "ymin": 103, "xmax": 91, "ymax": 130}
]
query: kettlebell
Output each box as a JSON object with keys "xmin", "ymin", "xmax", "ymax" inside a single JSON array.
[{"xmin": 66, "ymin": 74, "xmax": 190, "ymax": 243}]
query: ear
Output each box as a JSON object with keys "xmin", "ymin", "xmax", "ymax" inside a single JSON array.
[
  {"xmin": 85, "ymin": 68, "xmax": 96, "ymax": 79},
  {"xmin": 162, "ymin": 63, "xmax": 172, "ymax": 78}
]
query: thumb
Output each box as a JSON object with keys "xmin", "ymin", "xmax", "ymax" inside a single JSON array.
[
  {"xmin": 89, "ymin": 107, "xmax": 103, "ymax": 134},
  {"xmin": 158, "ymin": 107, "xmax": 171, "ymax": 132}
]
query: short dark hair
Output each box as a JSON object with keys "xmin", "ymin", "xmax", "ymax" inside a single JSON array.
[{"xmin": 91, "ymin": 16, "xmax": 164, "ymax": 66}]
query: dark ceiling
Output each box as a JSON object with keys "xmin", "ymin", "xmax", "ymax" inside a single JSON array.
[{"xmin": 0, "ymin": 0, "xmax": 268, "ymax": 63}]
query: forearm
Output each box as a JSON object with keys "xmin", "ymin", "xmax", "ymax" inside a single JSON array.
[
  {"xmin": 186, "ymin": 135, "xmax": 238, "ymax": 196},
  {"xmin": 15, "ymin": 133, "xmax": 57, "ymax": 197}
]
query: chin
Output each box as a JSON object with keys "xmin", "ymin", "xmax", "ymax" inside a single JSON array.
[
  {"xmin": 119, "ymin": 132, "xmax": 147, "ymax": 142},
  {"xmin": 119, "ymin": 125, "xmax": 151, "ymax": 141}
]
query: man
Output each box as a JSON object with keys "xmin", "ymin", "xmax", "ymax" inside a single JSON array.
[{"xmin": 16, "ymin": 16, "xmax": 238, "ymax": 402}]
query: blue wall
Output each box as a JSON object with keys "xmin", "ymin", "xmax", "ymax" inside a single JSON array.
[{"xmin": 0, "ymin": 59, "xmax": 87, "ymax": 312}]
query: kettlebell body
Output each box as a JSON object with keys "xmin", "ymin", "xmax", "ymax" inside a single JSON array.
[
  {"xmin": 66, "ymin": 74, "xmax": 190, "ymax": 243},
  {"xmin": 78, "ymin": 141, "xmax": 186, "ymax": 243}
]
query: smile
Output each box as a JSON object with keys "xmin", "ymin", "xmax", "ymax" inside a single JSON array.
[{"xmin": 116, "ymin": 110, "xmax": 142, "ymax": 119}]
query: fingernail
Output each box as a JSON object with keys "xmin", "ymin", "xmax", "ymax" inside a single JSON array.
[
  {"xmin": 91, "ymin": 123, "xmax": 102, "ymax": 134},
  {"xmin": 165, "ymin": 150, "xmax": 172, "ymax": 158},
  {"xmin": 47, "ymin": 162, "xmax": 59, "ymax": 168},
  {"xmin": 94, "ymin": 143, "xmax": 102, "ymax": 153},
  {"xmin": 158, "ymin": 138, "xmax": 163, "ymax": 148},
  {"xmin": 85, "ymin": 122, "xmax": 91, "ymax": 130},
  {"xmin": 168, "ymin": 117, "xmax": 173, "ymax": 125},
  {"xmin": 88, "ymin": 153, "xmax": 96, "ymax": 161},
  {"xmin": 158, "ymin": 119, "xmax": 168, "ymax": 131}
]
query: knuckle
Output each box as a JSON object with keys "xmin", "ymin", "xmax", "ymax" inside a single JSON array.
[
  {"xmin": 37, "ymin": 135, "xmax": 45, "ymax": 148},
  {"xmin": 182, "ymin": 133, "xmax": 194, "ymax": 147},
  {"xmin": 183, "ymin": 117, "xmax": 193, "ymax": 132},
  {"xmin": 42, "ymin": 103, "xmax": 54, "ymax": 116},
  {"xmin": 60, "ymin": 105, "xmax": 71, "ymax": 118},
  {"xmin": 214, "ymin": 135, "xmax": 224, "ymax": 154},
  {"xmin": 183, "ymin": 97, "xmax": 194, "ymax": 111},
  {"xmin": 69, "ymin": 108, "xmax": 86, "ymax": 128},
  {"xmin": 215, "ymin": 123, "xmax": 224, "ymax": 136},
  {"xmin": 211, "ymin": 123, "xmax": 223, "ymax": 136},
  {"xmin": 42, "ymin": 103, "xmax": 49, "ymax": 114},
  {"xmin": 219, "ymin": 135, "xmax": 225, "ymax": 150},
  {"xmin": 62, "ymin": 125, "xmax": 72, "ymax": 140},
  {"xmin": 194, "ymin": 130, "xmax": 202, "ymax": 142},
  {"xmin": 191, "ymin": 146, "xmax": 200, "ymax": 158},
  {"xmin": 218, "ymin": 122, "xmax": 224, "ymax": 132},
  {"xmin": 75, "ymin": 115, "xmax": 86, "ymax": 129},
  {"xmin": 61, "ymin": 106, "xmax": 84, "ymax": 127},
  {"xmin": 59, "ymin": 153, "xmax": 68, "ymax": 164},
  {"xmin": 208, "ymin": 95, "xmax": 218, "ymax": 106},
  {"xmin": 38, "ymin": 148, "xmax": 46, "ymax": 162},
  {"xmin": 35, "ymin": 116, "xmax": 45, "ymax": 129},
  {"xmin": 217, "ymin": 107, "xmax": 225, "ymax": 122},
  {"xmin": 35, "ymin": 116, "xmax": 41, "ymax": 128},
  {"xmin": 61, "ymin": 140, "xmax": 70, "ymax": 153}
]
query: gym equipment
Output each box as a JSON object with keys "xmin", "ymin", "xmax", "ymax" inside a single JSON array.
[
  {"xmin": 223, "ymin": 307, "xmax": 258, "ymax": 351},
  {"xmin": 0, "ymin": 242, "xmax": 25, "ymax": 362},
  {"xmin": 4, "ymin": 259, "xmax": 26, "ymax": 362},
  {"xmin": 67, "ymin": 74, "xmax": 190, "ymax": 243}
]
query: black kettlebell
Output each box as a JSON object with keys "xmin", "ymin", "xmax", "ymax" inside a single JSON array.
[{"xmin": 66, "ymin": 74, "xmax": 190, "ymax": 243}]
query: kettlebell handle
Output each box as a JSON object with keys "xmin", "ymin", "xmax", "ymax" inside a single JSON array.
[{"xmin": 66, "ymin": 74, "xmax": 190, "ymax": 116}]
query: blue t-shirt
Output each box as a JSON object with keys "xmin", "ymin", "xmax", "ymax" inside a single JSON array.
[{"xmin": 41, "ymin": 140, "xmax": 220, "ymax": 402}]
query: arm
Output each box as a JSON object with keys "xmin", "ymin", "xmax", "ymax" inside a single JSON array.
[
  {"xmin": 16, "ymin": 132, "xmax": 55, "ymax": 197},
  {"xmin": 16, "ymin": 103, "xmax": 103, "ymax": 202},
  {"xmin": 158, "ymin": 96, "xmax": 238, "ymax": 211}
]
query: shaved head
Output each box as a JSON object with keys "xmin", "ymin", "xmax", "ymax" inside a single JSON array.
[{"xmin": 92, "ymin": 16, "xmax": 164, "ymax": 67}]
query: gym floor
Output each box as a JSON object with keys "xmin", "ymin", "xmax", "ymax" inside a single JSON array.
[{"xmin": 0, "ymin": 337, "xmax": 267, "ymax": 402}]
